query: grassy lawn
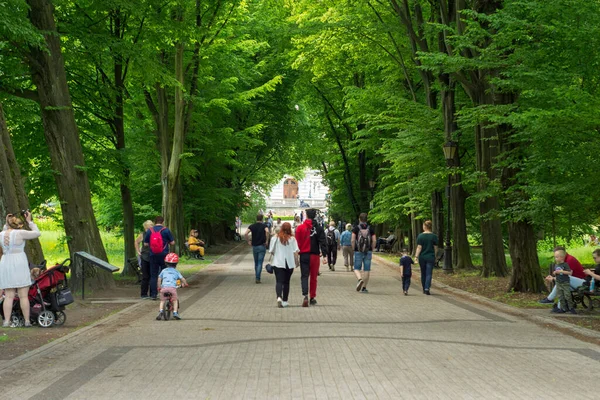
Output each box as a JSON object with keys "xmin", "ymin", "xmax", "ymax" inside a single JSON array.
[{"xmin": 39, "ymin": 229, "xmax": 125, "ymax": 266}]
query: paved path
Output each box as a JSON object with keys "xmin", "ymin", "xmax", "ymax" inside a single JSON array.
[{"xmin": 1, "ymin": 245, "xmax": 599, "ymax": 399}]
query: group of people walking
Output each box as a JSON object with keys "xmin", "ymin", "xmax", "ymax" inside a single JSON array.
[{"xmin": 245, "ymin": 209, "xmax": 440, "ymax": 307}]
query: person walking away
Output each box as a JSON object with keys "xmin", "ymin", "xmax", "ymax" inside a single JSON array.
[
  {"xmin": 144, "ymin": 216, "xmax": 175, "ymax": 300},
  {"xmin": 295, "ymin": 208, "xmax": 328, "ymax": 306},
  {"xmin": 539, "ymin": 246, "xmax": 587, "ymax": 305},
  {"xmin": 325, "ymin": 221, "xmax": 341, "ymax": 271},
  {"xmin": 135, "ymin": 220, "xmax": 154, "ymax": 299},
  {"xmin": 268, "ymin": 222, "xmax": 299, "ymax": 308},
  {"xmin": 156, "ymin": 253, "xmax": 188, "ymax": 320},
  {"xmin": 1, "ymin": 212, "xmax": 41, "ymax": 327},
  {"xmin": 352, "ymin": 213, "xmax": 376, "ymax": 293},
  {"xmin": 340, "ymin": 224, "xmax": 353, "ymax": 272},
  {"xmin": 245, "ymin": 214, "xmax": 269, "ymax": 284},
  {"xmin": 552, "ymin": 249, "xmax": 576, "ymax": 314},
  {"xmin": 400, "ymin": 249, "xmax": 415, "ymax": 295},
  {"xmin": 414, "ymin": 220, "xmax": 438, "ymax": 295}
]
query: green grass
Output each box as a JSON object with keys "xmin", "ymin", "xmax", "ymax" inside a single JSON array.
[
  {"xmin": 39, "ymin": 230, "xmax": 125, "ymax": 266},
  {"xmin": 0, "ymin": 334, "xmax": 9, "ymax": 342}
]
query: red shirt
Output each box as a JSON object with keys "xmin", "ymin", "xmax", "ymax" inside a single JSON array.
[
  {"xmin": 295, "ymin": 219, "xmax": 312, "ymax": 254},
  {"xmin": 565, "ymin": 254, "xmax": 585, "ymax": 279}
]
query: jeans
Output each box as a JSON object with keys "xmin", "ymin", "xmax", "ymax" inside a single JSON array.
[
  {"xmin": 274, "ymin": 266, "xmax": 294, "ymax": 301},
  {"xmin": 149, "ymin": 253, "xmax": 166, "ymax": 298},
  {"xmin": 419, "ymin": 258, "xmax": 434, "ymax": 291},
  {"xmin": 140, "ymin": 257, "xmax": 151, "ymax": 297},
  {"xmin": 327, "ymin": 245, "xmax": 338, "ymax": 266},
  {"xmin": 252, "ymin": 245, "xmax": 266, "ymax": 280},
  {"xmin": 402, "ymin": 275, "xmax": 411, "ymax": 292},
  {"xmin": 354, "ymin": 251, "xmax": 372, "ymax": 271},
  {"xmin": 547, "ymin": 277, "xmax": 585, "ymax": 300}
]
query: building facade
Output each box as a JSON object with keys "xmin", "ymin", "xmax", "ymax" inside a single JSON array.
[{"xmin": 265, "ymin": 169, "xmax": 329, "ymax": 216}]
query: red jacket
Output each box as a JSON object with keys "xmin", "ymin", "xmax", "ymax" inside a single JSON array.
[
  {"xmin": 565, "ymin": 254, "xmax": 585, "ymax": 279},
  {"xmin": 295, "ymin": 219, "xmax": 327, "ymax": 256}
]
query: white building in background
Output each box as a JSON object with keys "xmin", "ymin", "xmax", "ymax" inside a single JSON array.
[{"xmin": 265, "ymin": 169, "xmax": 329, "ymax": 216}]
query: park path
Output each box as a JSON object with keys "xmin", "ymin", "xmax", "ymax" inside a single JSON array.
[{"xmin": 1, "ymin": 244, "xmax": 599, "ymax": 399}]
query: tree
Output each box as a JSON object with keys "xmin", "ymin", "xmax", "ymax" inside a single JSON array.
[
  {"xmin": 25, "ymin": 0, "xmax": 113, "ymax": 290},
  {"xmin": 0, "ymin": 102, "xmax": 44, "ymax": 263}
]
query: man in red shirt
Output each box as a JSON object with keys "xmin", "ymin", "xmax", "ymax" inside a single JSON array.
[
  {"xmin": 295, "ymin": 209, "xmax": 327, "ymax": 307},
  {"xmin": 539, "ymin": 246, "xmax": 587, "ymax": 305}
]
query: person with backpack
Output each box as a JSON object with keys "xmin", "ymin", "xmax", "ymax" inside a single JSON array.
[
  {"xmin": 325, "ymin": 221, "xmax": 341, "ymax": 271},
  {"xmin": 351, "ymin": 213, "xmax": 376, "ymax": 293},
  {"xmin": 414, "ymin": 220, "xmax": 438, "ymax": 295},
  {"xmin": 295, "ymin": 208, "xmax": 328, "ymax": 306},
  {"xmin": 143, "ymin": 216, "xmax": 175, "ymax": 300}
]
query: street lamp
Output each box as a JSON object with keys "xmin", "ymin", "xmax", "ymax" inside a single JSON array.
[{"xmin": 442, "ymin": 141, "xmax": 457, "ymax": 274}]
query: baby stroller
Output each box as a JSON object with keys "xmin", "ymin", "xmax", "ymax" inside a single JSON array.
[{"xmin": 0, "ymin": 259, "xmax": 74, "ymax": 328}]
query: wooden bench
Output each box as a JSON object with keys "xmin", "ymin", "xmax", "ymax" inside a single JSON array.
[{"xmin": 380, "ymin": 237, "xmax": 397, "ymax": 253}]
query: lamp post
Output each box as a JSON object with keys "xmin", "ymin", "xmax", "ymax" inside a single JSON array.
[
  {"xmin": 442, "ymin": 141, "xmax": 457, "ymax": 274},
  {"xmin": 368, "ymin": 179, "xmax": 375, "ymax": 210}
]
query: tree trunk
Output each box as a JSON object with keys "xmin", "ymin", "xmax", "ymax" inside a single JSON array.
[
  {"xmin": 26, "ymin": 0, "xmax": 113, "ymax": 291},
  {"xmin": 508, "ymin": 221, "xmax": 545, "ymax": 293},
  {"xmin": 410, "ymin": 212, "xmax": 422, "ymax": 255},
  {"xmin": 112, "ymin": 9, "xmax": 137, "ymax": 275},
  {"xmin": 475, "ymin": 118, "xmax": 508, "ymax": 277},
  {"xmin": 164, "ymin": 42, "xmax": 186, "ymax": 253},
  {"xmin": 440, "ymin": 74, "xmax": 473, "ymax": 269},
  {"xmin": 431, "ymin": 191, "xmax": 444, "ymax": 246},
  {"xmin": 451, "ymin": 177, "xmax": 472, "ymax": 269},
  {"xmin": 0, "ymin": 102, "xmax": 45, "ymax": 264}
]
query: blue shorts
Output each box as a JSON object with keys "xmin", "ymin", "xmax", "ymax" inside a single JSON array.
[{"xmin": 354, "ymin": 251, "xmax": 372, "ymax": 272}]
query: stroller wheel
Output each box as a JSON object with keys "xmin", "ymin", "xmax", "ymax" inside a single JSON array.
[
  {"xmin": 53, "ymin": 311, "xmax": 66, "ymax": 326},
  {"xmin": 10, "ymin": 314, "xmax": 24, "ymax": 328},
  {"xmin": 37, "ymin": 310, "xmax": 55, "ymax": 328}
]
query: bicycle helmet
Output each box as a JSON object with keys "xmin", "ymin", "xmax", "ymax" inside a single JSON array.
[{"xmin": 165, "ymin": 253, "xmax": 179, "ymax": 264}]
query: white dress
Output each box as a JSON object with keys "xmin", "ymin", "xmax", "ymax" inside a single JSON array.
[{"xmin": 0, "ymin": 223, "xmax": 41, "ymax": 289}]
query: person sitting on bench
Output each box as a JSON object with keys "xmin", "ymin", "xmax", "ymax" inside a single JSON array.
[
  {"xmin": 376, "ymin": 230, "xmax": 396, "ymax": 252},
  {"xmin": 188, "ymin": 229, "xmax": 205, "ymax": 260}
]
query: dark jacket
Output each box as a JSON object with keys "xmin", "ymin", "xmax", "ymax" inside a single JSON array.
[{"xmin": 295, "ymin": 218, "xmax": 327, "ymax": 257}]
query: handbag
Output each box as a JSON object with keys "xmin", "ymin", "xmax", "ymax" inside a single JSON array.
[
  {"xmin": 265, "ymin": 239, "xmax": 278, "ymax": 274},
  {"xmin": 55, "ymin": 288, "xmax": 74, "ymax": 306}
]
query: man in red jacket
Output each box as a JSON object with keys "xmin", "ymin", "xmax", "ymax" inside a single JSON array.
[{"xmin": 295, "ymin": 209, "xmax": 328, "ymax": 307}]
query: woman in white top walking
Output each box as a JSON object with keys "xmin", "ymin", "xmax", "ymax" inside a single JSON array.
[
  {"xmin": 268, "ymin": 222, "xmax": 299, "ymax": 308},
  {"xmin": 1, "ymin": 211, "xmax": 41, "ymax": 327}
]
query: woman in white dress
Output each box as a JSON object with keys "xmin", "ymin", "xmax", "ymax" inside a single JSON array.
[
  {"xmin": 268, "ymin": 222, "xmax": 299, "ymax": 308},
  {"xmin": 1, "ymin": 211, "xmax": 41, "ymax": 327}
]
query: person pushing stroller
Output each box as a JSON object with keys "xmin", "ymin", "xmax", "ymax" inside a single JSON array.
[{"xmin": 156, "ymin": 253, "xmax": 188, "ymax": 321}]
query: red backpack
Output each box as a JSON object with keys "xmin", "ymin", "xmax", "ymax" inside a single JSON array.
[{"xmin": 149, "ymin": 227, "xmax": 166, "ymax": 254}]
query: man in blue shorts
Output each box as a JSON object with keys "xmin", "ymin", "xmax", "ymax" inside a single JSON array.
[{"xmin": 351, "ymin": 213, "xmax": 376, "ymax": 293}]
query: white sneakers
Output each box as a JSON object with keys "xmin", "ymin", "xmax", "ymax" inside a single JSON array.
[{"xmin": 277, "ymin": 298, "xmax": 289, "ymax": 308}]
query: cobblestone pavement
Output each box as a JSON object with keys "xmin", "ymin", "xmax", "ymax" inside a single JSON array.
[{"xmin": 1, "ymin": 245, "xmax": 599, "ymax": 399}]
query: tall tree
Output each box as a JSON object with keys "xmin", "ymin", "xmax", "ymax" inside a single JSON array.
[
  {"xmin": 0, "ymin": 102, "xmax": 45, "ymax": 263},
  {"xmin": 25, "ymin": 0, "xmax": 113, "ymax": 290}
]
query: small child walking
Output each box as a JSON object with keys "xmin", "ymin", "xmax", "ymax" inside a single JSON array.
[
  {"xmin": 156, "ymin": 253, "xmax": 188, "ymax": 320},
  {"xmin": 552, "ymin": 249, "xmax": 576, "ymax": 314},
  {"xmin": 400, "ymin": 250, "xmax": 414, "ymax": 295}
]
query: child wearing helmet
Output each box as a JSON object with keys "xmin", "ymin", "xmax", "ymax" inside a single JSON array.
[{"xmin": 156, "ymin": 252, "xmax": 188, "ymax": 320}]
